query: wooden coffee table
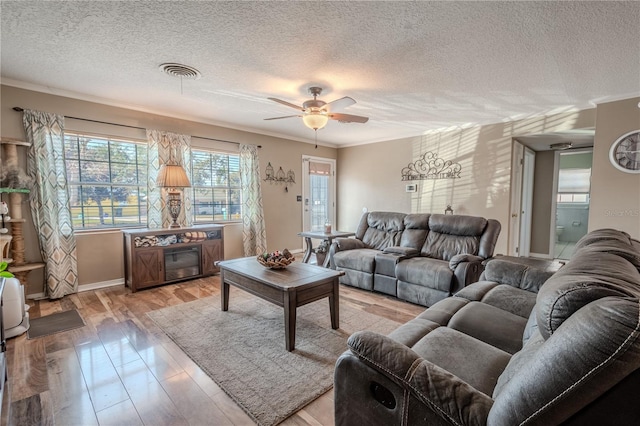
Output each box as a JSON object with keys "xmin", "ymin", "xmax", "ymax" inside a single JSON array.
[{"xmin": 217, "ymin": 257, "xmax": 344, "ymax": 351}]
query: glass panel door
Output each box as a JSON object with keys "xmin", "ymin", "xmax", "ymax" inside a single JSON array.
[{"xmin": 302, "ymin": 156, "xmax": 335, "ymax": 232}]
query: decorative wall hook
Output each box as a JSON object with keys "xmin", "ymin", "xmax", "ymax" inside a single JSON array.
[{"xmin": 264, "ymin": 162, "xmax": 295, "ymax": 191}]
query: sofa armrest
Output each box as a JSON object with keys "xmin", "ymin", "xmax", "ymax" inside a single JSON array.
[
  {"xmin": 329, "ymin": 237, "xmax": 367, "ymax": 269},
  {"xmin": 332, "ymin": 237, "xmax": 366, "ymax": 252},
  {"xmin": 451, "ymin": 261, "xmax": 484, "ymax": 294},
  {"xmin": 449, "ymin": 253, "xmax": 484, "ymax": 271},
  {"xmin": 480, "ymin": 259, "xmax": 554, "ymax": 293},
  {"xmin": 345, "ymin": 331, "xmax": 493, "ymax": 424},
  {"xmin": 383, "ymin": 246, "xmax": 419, "ymax": 257}
]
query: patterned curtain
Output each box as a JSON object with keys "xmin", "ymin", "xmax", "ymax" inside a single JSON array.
[
  {"xmin": 23, "ymin": 109, "xmax": 79, "ymax": 299},
  {"xmin": 146, "ymin": 130, "xmax": 192, "ymax": 228},
  {"xmin": 240, "ymin": 144, "xmax": 267, "ymax": 256}
]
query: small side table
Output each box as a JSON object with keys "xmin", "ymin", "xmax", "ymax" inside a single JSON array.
[{"xmin": 298, "ymin": 230, "xmax": 356, "ymax": 268}]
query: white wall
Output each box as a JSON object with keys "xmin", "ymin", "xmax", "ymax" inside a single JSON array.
[
  {"xmin": 1, "ymin": 85, "xmax": 336, "ymax": 294},
  {"xmin": 589, "ymin": 97, "xmax": 640, "ymax": 238},
  {"xmin": 338, "ymin": 110, "xmax": 598, "ymax": 255}
]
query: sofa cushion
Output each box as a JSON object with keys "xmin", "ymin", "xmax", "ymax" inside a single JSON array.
[
  {"xmin": 422, "ymin": 232, "xmax": 480, "ymax": 261},
  {"xmin": 448, "ymin": 301, "xmax": 528, "ymax": 354},
  {"xmin": 387, "ymin": 317, "xmax": 440, "ymax": 347},
  {"xmin": 536, "ymin": 251, "xmax": 640, "ymax": 339},
  {"xmin": 333, "ymin": 248, "xmax": 379, "ymax": 273},
  {"xmin": 382, "ymin": 246, "xmax": 419, "ymax": 257},
  {"xmin": 454, "ymin": 280, "xmax": 501, "ymax": 300},
  {"xmin": 361, "ymin": 211, "xmax": 406, "ymax": 250},
  {"xmin": 412, "ymin": 327, "xmax": 512, "ymax": 396},
  {"xmin": 456, "ymin": 280, "xmax": 537, "ymax": 319},
  {"xmin": 395, "ymin": 257, "xmax": 453, "ymax": 292},
  {"xmin": 399, "ymin": 213, "xmax": 430, "ymax": 250},
  {"xmin": 429, "ymin": 213, "xmax": 488, "ymax": 236},
  {"xmin": 418, "ymin": 214, "xmax": 487, "ymax": 261},
  {"xmin": 483, "ymin": 259, "xmax": 553, "ymax": 293},
  {"xmin": 416, "ymin": 297, "xmax": 469, "ymax": 326},
  {"xmin": 573, "ymin": 228, "xmax": 632, "ymax": 253},
  {"xmin": 577, "ymin": 241, "xmax": 640, "ymax": 269},
  {"xmin": 480, "ymin": 285, "xmax": 538, "ymax": 319}
]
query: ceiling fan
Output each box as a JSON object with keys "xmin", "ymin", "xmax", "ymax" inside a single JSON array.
[{"xmin": 265, "ymin": 87, "xmax": 369, "ymax": 130}]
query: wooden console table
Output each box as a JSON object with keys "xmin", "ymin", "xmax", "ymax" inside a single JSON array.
[{"xmin": 123, "ymin": 225, "xmax": 224, "ymax": 292}]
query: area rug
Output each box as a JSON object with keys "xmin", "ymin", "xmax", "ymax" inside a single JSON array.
[
  {"xmin": 27, "ymin": 309, "xmax": 85, "ymax": 339},
  {"xmin": 148, "ymin": 296, "xmax": 400, "ymax": 426}
]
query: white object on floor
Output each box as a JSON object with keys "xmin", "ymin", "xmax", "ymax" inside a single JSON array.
[{"xmin": 2, "ymin": 277, "xmax": 30, "ymax": 338}]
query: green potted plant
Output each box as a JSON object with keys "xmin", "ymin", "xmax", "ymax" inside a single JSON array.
[
  {"xmin": 0, "ymin": 261, "xmax": 14, "ymax": 278},
  {"xmin": 315, "ymin": 240, "xmax": 329, "ymax": 266}
]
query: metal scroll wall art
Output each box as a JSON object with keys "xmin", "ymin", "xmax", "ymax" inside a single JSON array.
[
  {"xmin": 401, "ymin": 151, "xmax": 462, "ymax": 181},
  {"xmin": 264, "ymin": 162, "xmax": 296, "ymax": 192}
]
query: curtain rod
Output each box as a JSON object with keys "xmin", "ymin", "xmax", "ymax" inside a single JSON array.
[{"xmin": 12, "ymin": 107, "xmax": 261, "ymax": 148}]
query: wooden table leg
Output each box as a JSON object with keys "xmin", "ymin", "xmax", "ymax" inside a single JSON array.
[
  {"xmin": 221, "ymin": 271, "xmax": 230, "ymax": 311},
  {"xmin": 302, "ymin": 237, "xmax": 313, "ymax": 263},
  {"xmin": 284, "ymin": 290, "xmax": 297, "ymax": 351},
  {"xmin": 322, "ymin": 249, "xmax": 331, "ymax": 268},
  {"xmin": 329, "ymin": 279, "xmax": 339, "ymax": 329}
]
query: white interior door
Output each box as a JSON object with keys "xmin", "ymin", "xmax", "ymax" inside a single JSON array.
[
  {"xmin": 509, "ymin": 142, "xmax": 525, "ymax": 256},
  {"xmin": 519, "ymin": 147, "xmax": 536, "ymax": 257},
  {"xmin": 302, "ymin": 156, "xmax": 336, "ymax": 232}
]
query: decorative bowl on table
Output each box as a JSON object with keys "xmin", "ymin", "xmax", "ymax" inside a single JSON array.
[{"xmin": 257, "ymin": 249, "xmax": 295, "ymax": 269}]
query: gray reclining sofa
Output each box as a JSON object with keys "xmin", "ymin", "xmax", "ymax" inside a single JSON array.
[
  {"xmin": 329, "ymin": 211, "xmax": 501, "ymax": 306},
  {"xmin": 334, "ymin": 228, "xmax": 640, "ymax": 425}
]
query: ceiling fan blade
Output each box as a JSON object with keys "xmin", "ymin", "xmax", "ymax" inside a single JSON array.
[
  {"xmin": 325, "ymin": 96, "xmax": 356, "ymax": 112},
  {"xmin": 328, "ymin": 112, "xmax": 369, "ymax": 123},
  {"xmin": 264, "ymin": 115, "xmax": 300, "ymax": 121},
  {"xmin": 268, "ymin": 97, "xmax": 303, "ymax": 111}
]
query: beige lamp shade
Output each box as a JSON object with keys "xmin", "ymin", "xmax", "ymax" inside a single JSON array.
[
  {"xmin": 156, "ymin": 164, "xmax": 191, "ymax": 188},
  {"xmin": 302, "ymin": 111, "xmax": 329, "ymax": 130}
]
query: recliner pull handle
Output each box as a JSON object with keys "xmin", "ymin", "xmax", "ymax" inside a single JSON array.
[{"xmin": 370, "ymin": 381, "xmax": 396, "ymax": 409}]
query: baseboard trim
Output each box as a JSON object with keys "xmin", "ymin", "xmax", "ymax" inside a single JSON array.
[
  {"xmin": 26, "ymin": 278, "xmax": 125, "ymax": 299},
  {"xmin": 78, "ymin": 279, "xmax": 124, "ymax": 292},
  {"xmin": 26, "ymin": 292, "xmax": 46, "ymax": 300}
]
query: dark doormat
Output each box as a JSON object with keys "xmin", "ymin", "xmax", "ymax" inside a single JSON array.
[{"xmin": 27, "ymin": 309, "xmax": 86, "ymax": 339}]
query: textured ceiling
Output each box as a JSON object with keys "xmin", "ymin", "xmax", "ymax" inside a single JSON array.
[{"xmin": 1, "ymin": 1, "xmax": 639, "ymax": 147}]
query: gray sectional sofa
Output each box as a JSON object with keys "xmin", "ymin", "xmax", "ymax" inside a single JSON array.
[
  {"xmin": 329, "ymin": 211, "xmax": 501, "ymax": 306},
  {"xmin": 334, "ymin": 228, "xmax": 640, "ymax": 425}
]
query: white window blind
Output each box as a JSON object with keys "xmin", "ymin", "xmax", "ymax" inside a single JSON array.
[{"xmin": 558, "ymin": 168, "xmax": 591, "ymax": 193}]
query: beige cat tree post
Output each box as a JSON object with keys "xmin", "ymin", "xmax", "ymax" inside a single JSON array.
[{"xmin": 0, "ymin": 137, "xmax": 44, "ymax": 284}]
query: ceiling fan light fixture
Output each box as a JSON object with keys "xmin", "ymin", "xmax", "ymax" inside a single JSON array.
[{"xmin": 302, "ymin": 111, "xmax": 329, "ymax": 130}]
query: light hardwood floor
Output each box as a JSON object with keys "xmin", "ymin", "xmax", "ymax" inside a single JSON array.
[{"xmin": 5, "ymin": 275, "xmax": 424, "ymax": 426}]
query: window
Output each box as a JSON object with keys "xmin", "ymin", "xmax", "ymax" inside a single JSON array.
[
  {"xmin": 64, "ymin": 133, "xmax": 148, "ymax": 229},
  {"xmin": 302, "ymin": 157, "xmax": 335, "ymax": 232},
  {"xmin": 557, "ymin": 168, "xmax": 591, "ymax": 204},
  {"xmin": 191, "ymin": 150, "xmax": 242, "ymax": 222}
]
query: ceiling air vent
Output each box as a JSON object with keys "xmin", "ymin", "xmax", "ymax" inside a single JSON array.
[
  {"xmin": 159, "ymin": 63, "xmax": 201, "ymax": 80},
  {"xmin": 550, "ymin": 142, "xmax": 573, "ymax": 150}
]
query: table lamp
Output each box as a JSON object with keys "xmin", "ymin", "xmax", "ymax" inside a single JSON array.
[{"xmin": 156, "ymin": 164, "xmax": 191, "ymax": 228}]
